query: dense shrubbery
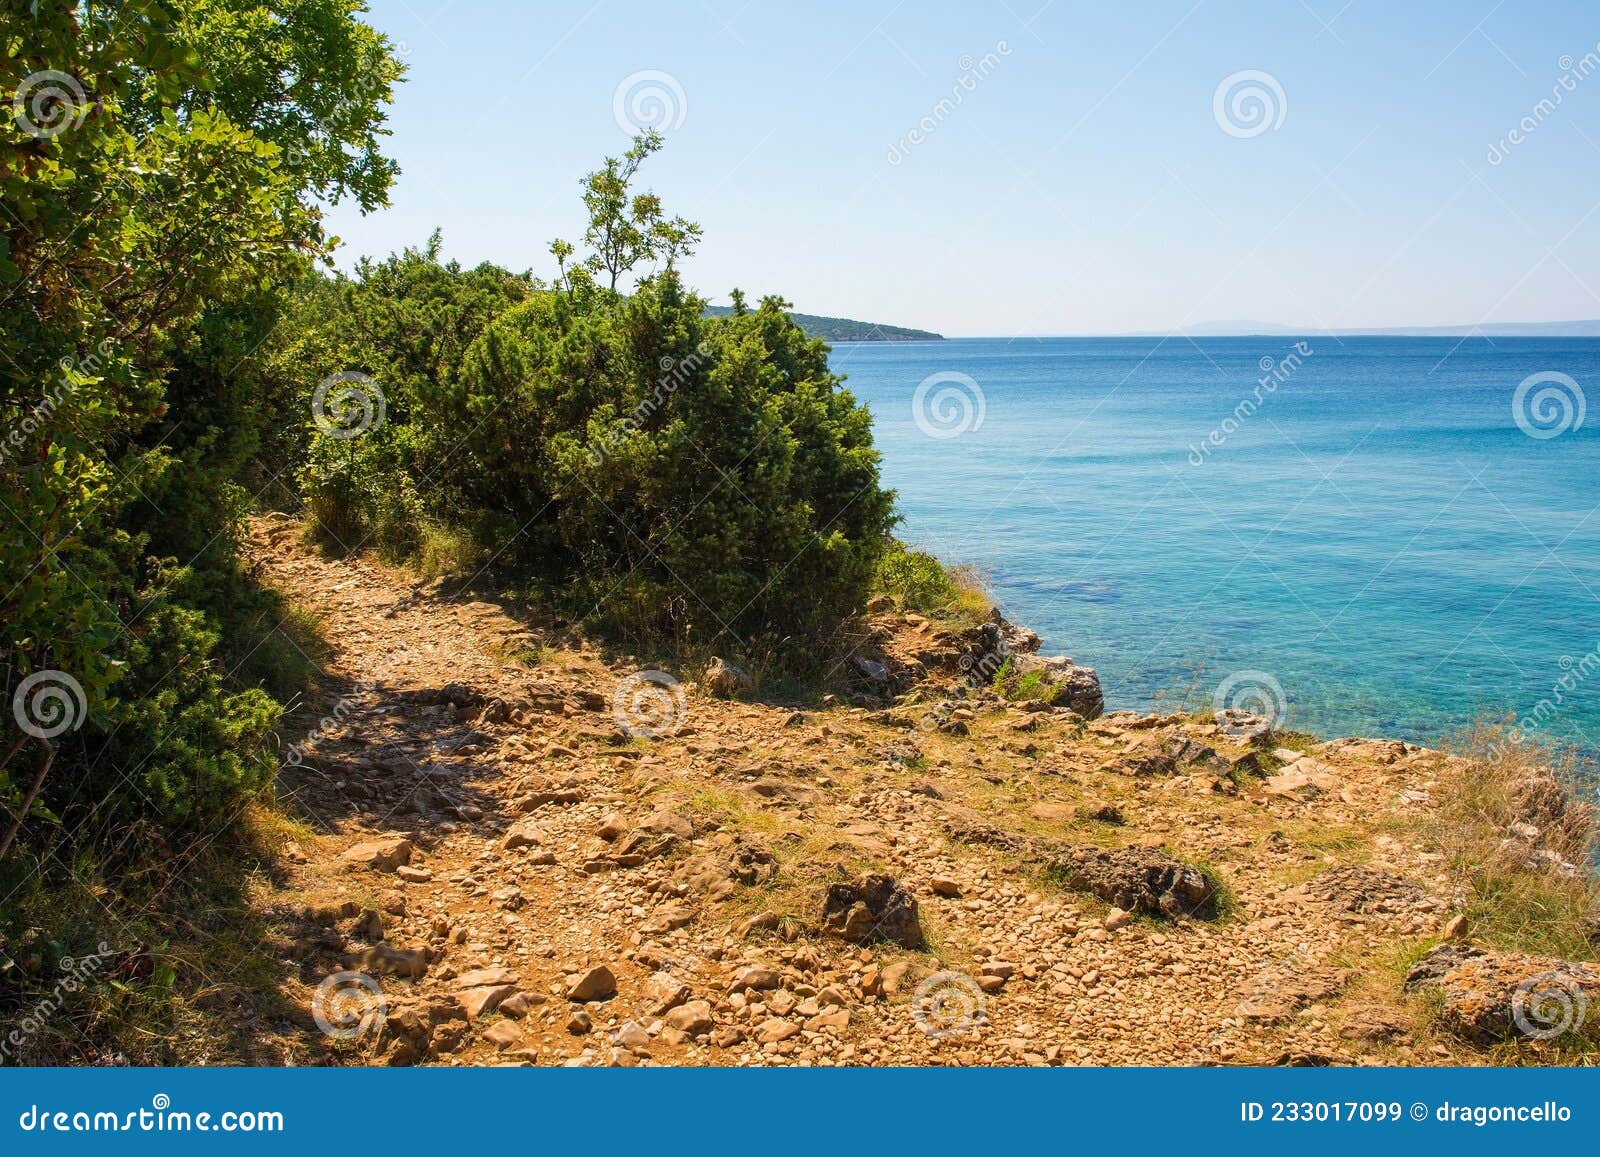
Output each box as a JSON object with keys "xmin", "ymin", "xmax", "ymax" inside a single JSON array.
[
  {"xmin": 298, "ymin": 140, "xmax": 897, "ymax": 659},
  {"xmin": 1, "ymin": 1, "xmax": 401, "ymax": 860}
]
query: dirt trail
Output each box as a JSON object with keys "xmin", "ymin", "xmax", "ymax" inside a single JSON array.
[{"xmin": 250, "ymin": 514, "xmax": 1477, "ymax": 1067}]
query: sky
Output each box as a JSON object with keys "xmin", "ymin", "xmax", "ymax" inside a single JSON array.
[{"xmin": 323, "ymin": 0, "xmax": 1600, "ymax": 337}]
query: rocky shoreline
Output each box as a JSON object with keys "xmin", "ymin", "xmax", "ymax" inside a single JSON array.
[{"xmin": 183, "ymin": 515, "xmax": 1600, "ymax": 1069}]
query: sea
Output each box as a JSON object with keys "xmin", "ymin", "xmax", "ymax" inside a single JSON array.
[{"xmin": 830, "ymin": 335, "xmax": 1600, "ymax": 754}]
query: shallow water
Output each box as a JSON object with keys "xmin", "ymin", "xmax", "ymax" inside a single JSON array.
[{"xmin": 831, "ymin": 335, "xmax": 1600, "ymax": 750}]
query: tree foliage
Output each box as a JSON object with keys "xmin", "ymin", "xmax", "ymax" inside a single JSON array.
[{"xmin": 0, "ymin": 0, "xmax": 403, "ymax": 844}]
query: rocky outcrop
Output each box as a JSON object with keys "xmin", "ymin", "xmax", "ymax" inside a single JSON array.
[
  {"xmin": 1015, "ymin": 654, "xmax": 1104, "ymax": 719},
  {"xmin": 1048, "ymin": 845, "xmax": 1219, "ymax": 919},
  {"xmin": 820, "ymin": 874, "xmax": 924, "ymax": 948},
  {"xmin": 702, "ymin": 657, "xmax": 751, "ymax": 698},
  {"xmin": 1405, "ymin": 945, "xmax": 1600, "ymax": 1043}
]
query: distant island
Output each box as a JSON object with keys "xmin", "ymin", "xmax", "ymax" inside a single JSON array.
[
  {"xmin": 703, "ymin": 305, "xmax": 942, "ymax": 342},
  {"xmin": 1151, "ymin": 319, "xmax": 1600, "ymax": 338}
]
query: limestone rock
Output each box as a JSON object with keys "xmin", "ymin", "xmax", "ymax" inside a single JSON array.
[
  {"xmin": 820, "ymin": 874, "xmax": 924, "ymax": 949},
  {"xmin": 1049, "ymin": 846, "xmax": 1218, "ymax": 920},
  {"xmin": 1405, "ymin": 945, "xmax": 1600, "ymax": 1043},
  {"xmin": 566, "ymin": 965, "xmax": 617, "ymax": 1002},
  {"xmin": 702, "ymin": 657, "xmax": 751, "ymax": 698},
  {"xmin": 341, "ymin": 836, "xmax": 412, "ymax": 873}
]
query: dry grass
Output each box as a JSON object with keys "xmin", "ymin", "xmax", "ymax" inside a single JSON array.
[{"xmin": 1429, "ymin": 724, "xmax": 1599, "ymax": 962}]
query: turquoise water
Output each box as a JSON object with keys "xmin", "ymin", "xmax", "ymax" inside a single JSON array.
[{"xmin": 831, "ymin": 336, "xmax": 1600, "ymax": 750}]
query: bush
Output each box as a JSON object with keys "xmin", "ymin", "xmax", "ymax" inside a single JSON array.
[
  {"xmin": 444, "ymin": 275, "xmax": 896, "ymax": 653},
  {"xmin": 875, "ymin": 544, "xmax": 990, "ymax": 623}
]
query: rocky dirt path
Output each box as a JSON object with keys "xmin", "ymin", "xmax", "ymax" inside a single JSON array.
[{"xmin": 249, "ymin": 514, "xmax": 1489, "ymax": 1067}]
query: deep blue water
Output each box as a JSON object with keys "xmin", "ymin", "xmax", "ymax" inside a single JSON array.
[{"xmin": 830, "ymin": 336, "xmax": 1600, "ymax": 750}]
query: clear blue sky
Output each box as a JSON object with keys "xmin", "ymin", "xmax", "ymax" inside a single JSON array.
[{"xmin": 324, "ymin": 0, "xmax": 1600, "ymax": 336}]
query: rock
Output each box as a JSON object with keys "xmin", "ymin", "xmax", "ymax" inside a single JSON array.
[
  {"xmin": 1236, "ymin": 967, "xmax": 1351, "ymax": 1021},
  {"xmin": 1083, "ymin": 803, "xmax": 1124, "ymax": 824},
  {"xmin": 853, "ymin": 656, "xmax": 891, "ymax": 682},
  {"xmin": 502, "ymin": 822, "xmax": 543, "ymax": 851},
  {"xmin": 820, "ymin": 874, "xmax": 924, "ymax": 949},
  {"xmin": 756, "ymin": 1017, "xmax": 800, "ymax": 1044},
  {"xmin": 481, "ymin": 1020, "xmax": 522, "ymax": 1049},
  {"xmin": 395, "ymin": 865, "xmax": 432, "ymax": 883},
  {"xmin": 644, "ymin": 971, "xmax": 691, "ymax": 1015},
  {"xmin": 341, "ymin": 836, "xmax": 412, "ymax": 873},
  {"xmin": 566, "ymin": 965, "xmax": 617, "ymax": 1002},
  {"xmin": 457, "ymin": 984, "xmax": 517, "ymax": 1019},
  {"xmin": 1013, "ymin": 655, "xmax": 1103, "ymax": 719},
  {"xmin": 566, "ymin": 1009, "xmax": 593, "ymax": 1035},
  {"xmin": 1049, "ymin": 846, "xmax": 1218, "ymax": 920},
  {"xmin": 929, "ymin": 876, "xmax": 962, "ymax": 898},
  {"xmin": 737, "ymin": 911, "xmax": 780, "ymax": 938},
  {"xmin": 456, "ymin": 966, "xmax": 518, "ymax": 989},
  {"xmin": 1405, "ymin": 945, "xmax": 1600, "ymax": 1043},
  {"xmin": 352, "ymin": 944, "xmax": 429, "ymax": 979},
  {"xmin": 1443, "ymin": 913, "xmax": 1469, "ymax": 940},
  {"xmin": 702, "ymin": 657, "xmax": 752, "ymax": 698},
  {"xmin": 498, "ymin": 992, "xmax": 534, "ymax": 1018},
  {"xmin": 866, "ymin": 594, "xmax": 895, "ymax": 613},
  {"xmin": 1300, "ymin": 866, "xmax": 1423, "ymax": 913},
  {"xmin": 612, "ymin": 1021, "xmax": 652, "ymax": 1051},
  {"xmin": 728, "ymin": 965, "xmax": 783, "ymax": 992},
  {"xmin": 664, "ymin": 1000, "xmax": 715, "ymax": 1036},
  {"xmin": 1103, "ymin": 906, "xmax": 1133, "ymax": 931},
  {"xmin": 597, "ymin": 814, "xmax": 629, "ymax": 841}
]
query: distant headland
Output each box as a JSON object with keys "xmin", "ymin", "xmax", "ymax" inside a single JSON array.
[{"xmin": 703, "ymin": 305, "xmax": 943, "ymax": 342}]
